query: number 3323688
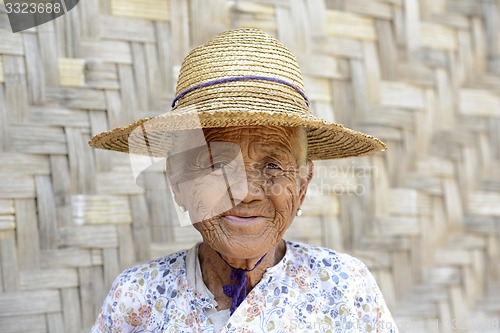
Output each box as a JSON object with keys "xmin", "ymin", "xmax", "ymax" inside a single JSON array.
[{"xmin": 5, "ymin": 2, "xmax": 62, "ymax": 14}]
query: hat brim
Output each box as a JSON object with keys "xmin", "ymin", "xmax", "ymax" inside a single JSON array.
[{"xmin": 89, "ymin": 101, "xmax": 386, "ymax": 160}]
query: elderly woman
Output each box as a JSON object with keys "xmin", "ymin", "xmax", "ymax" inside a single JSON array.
[{"xmin": 90, "ymin": 28, "xmax": 398, "ymax": 332}]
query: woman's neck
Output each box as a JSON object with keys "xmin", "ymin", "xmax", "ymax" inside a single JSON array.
[{"xmin": 198, "ymin": 240, "xmax": 286, "ymax": 309}]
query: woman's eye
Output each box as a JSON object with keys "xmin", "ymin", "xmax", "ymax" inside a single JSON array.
[
  {"xmin": 266, "ymin": 163, "xmax": 282, "ymax": 170},
  {"xmin": 211, "ymin": 161, "xmax": 227, "ymax": 170}
]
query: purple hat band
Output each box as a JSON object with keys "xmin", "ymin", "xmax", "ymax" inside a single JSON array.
[{"xmin": 171, "ymin": 75, "xmax": 310, "ymax": 108}]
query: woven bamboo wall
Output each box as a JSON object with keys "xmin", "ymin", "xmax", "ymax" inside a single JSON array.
[{"xmin": 0, "ymin": 0, "xmax": 499, "ymax": 332}]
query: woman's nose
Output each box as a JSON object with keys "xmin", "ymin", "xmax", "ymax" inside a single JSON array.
[{"xmin": 240, "ymin": 165, "xmax": 267, "ymax": 203}]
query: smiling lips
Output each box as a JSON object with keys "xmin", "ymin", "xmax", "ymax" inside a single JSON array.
[{"xmin": 223, "ymin": 214, "xmax": 264, "ymax": 222}]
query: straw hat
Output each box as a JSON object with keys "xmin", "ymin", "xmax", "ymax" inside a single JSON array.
[{"xmin": 89, "ymin": 28, "xmax": 386, "ymax": 160}]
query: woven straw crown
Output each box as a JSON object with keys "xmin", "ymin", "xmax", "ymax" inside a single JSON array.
[{"xmin": 89, "ymin": 28, "xmax": 387, "ymax": 160}]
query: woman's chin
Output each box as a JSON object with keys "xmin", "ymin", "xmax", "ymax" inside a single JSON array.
[
  {"xmin": 196, "ymin": 216, "xmax": 281, "ymax": 258},
  {"xmin": 213, "ymin": 235, "xmax": 277, "ymax": 260}
]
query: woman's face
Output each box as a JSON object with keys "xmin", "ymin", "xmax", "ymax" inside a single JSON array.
[{"xmin": 168, "ymin": 126, "xmax": 313, "ymax": 259}]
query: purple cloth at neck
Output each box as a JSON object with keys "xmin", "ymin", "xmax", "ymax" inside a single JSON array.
[{"xmin": 217, "ymin": 252, "xmax": 267, "ymax": 315}]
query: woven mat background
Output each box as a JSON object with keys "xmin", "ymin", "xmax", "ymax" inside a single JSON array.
[{"xmin": 0, "ymin": 0, "xmax": 499, "ymax": 332}]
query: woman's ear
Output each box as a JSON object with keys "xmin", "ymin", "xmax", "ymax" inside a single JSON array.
[{"xmin": 298, "ymin": 159, "xmax": 314, "ymax": 207}]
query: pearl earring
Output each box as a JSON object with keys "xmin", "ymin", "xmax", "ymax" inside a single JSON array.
[
  {"xmin": 296, "ymin": 209, "xmax": 302, "ymax": 217},
  {"xmin": 179, "ymin": 205, "xmax": 186, "ymax": 212}
]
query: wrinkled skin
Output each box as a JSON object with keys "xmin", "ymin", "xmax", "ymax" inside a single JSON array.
[{"xmin": 168, "ymin": 126, "xmax": 314, "ymax": 310}]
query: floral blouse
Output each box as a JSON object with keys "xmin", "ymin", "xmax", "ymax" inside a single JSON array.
[{"xmin": 91, "ymin": 240, "xmax": 399, "ymax": 332}]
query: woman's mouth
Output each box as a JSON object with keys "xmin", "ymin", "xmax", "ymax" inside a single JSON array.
[{"xmin": 223, "ymin": 215, "xmax": 261, "ymax": 222}]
